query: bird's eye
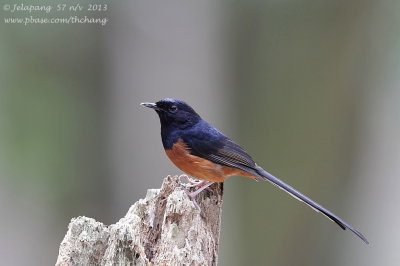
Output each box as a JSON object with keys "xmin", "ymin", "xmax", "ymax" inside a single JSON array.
[{"xmin": 169, "ymin": 105, "xmax": 178, "ymax": 113}]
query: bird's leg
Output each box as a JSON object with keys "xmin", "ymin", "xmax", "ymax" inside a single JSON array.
[
  {"xmin": 178, "ymin": 176, "xmax": 215, "ymax": 209},
  {"xmin": 179, "ymin": 174, "xmax": 206, "ymax": 188},
  {"xmin": 186, "ymin": 181, "xmax": 215, "ymax": 198},
  {"xmin": 179, "ymin": 181, "xmax": 214, "ymax": 210},
  {"xmin": 176, "ymin": 179, "xmax": 215, "ymax": 209},
  {"xmin": 185, "ymin": 180, "xmax": 208, "ymax": 188}
]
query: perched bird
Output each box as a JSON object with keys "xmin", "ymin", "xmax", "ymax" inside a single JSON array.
[{"xmin": 141, "ymin": 98, "xmax": 368, "ymax": 244}]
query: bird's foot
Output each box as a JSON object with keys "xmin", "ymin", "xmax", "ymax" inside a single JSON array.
[
  {"xmin": 178, "ymin": 175, "xmax": 206, "ymax": 188},
  {"xmin": 178, "ymin": 178, "xmax": 215, "ymax": 210},
  {"xmin": 186, "ymin": 181, "xmax": 214, "ymax": 198}
]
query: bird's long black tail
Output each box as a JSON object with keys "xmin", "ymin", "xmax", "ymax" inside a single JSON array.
[{"xmin": 255, "ymin": 166, "xmax": 369, "ymax": 244}]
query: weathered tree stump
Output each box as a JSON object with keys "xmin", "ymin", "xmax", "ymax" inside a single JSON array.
[{"xmin": 56, "ymin": 176, "xmax": 223, "ymax": 266}]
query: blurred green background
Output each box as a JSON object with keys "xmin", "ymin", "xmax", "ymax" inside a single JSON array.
[{"xmin": 1, "ymin": 1, "xmax": 399, "ymax": 265}]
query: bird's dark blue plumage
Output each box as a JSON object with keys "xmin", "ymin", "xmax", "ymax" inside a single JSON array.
[{"xmin": 141, "ymin": 98, "xmax": 369, "ymax": 244}]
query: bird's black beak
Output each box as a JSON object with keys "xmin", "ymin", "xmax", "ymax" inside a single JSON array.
[{"xmin": 141, "ymin": 102, "xmax": 159, "ymax": 110}]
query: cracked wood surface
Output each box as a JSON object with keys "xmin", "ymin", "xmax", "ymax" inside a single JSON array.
[{"xmin": 56, "ymin": 176, "xmax": 223, "ymax": 266}]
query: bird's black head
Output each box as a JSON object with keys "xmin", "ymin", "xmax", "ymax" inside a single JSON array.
[{"xmin": 141, "ymin": 98, "xmax": 201, "ymax": 129}]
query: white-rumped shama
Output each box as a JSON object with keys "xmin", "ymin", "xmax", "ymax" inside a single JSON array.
[{"xmin": 141, "ymin": 98, "xmax": 368, "ymax": 244}]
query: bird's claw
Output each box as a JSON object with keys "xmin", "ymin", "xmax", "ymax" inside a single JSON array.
[
  {"xmin": 178, "ymin": 175, "xmax": 205, "ymax": 188},
  {"xmin": 177, "ymin": 176, "xmax": 215, "ymax": 210}
]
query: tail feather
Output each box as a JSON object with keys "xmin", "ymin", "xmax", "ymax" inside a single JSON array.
[{"xmin": 255, "ymin": 166, "xmax": 369, "ymax": 244}]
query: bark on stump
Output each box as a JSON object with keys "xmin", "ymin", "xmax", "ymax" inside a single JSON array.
[{"xmin": 56, "ymin": 176, "xmax": 223, "ymax": 266}]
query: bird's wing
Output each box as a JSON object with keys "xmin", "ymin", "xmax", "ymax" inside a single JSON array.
[
  {"xmin": 185, "ymin": 133, "xmax": 260, "ymax": 175},
  {"xmin": 208, "ymin": 139, "xmax": 257, "ymax": 167}
]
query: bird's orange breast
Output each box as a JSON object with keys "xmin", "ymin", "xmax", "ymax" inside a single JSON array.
[{"xmin": 165, "ymin": 139, "xmax": 256, "ymax": 182}]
